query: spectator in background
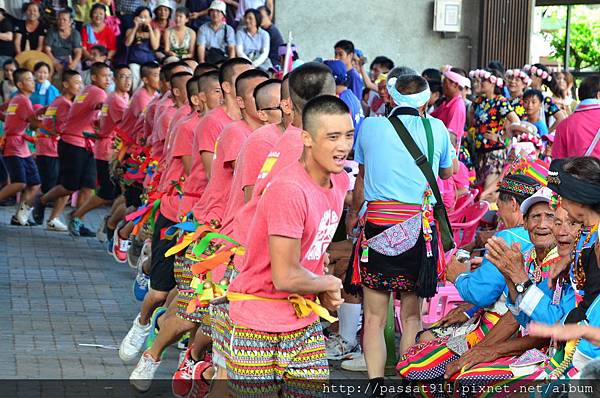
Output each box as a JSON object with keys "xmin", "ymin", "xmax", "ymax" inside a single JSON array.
[
  {"xmin": 324, "ymin": 59, "xmax": 364, "ymax": 136},
  {"xmin": 359, "ymin": 55, "xmax": 394, "ymax": 116},
  {"xmin": 235, "ymin": 8, "xmax": 270, "ymax": 70},
  {"xmin": 81, "ymin": 4, "xmax": 117, "ymax": 62},
  {"xmin": 150, "ymin": 0, "xmax": 172, "ymax": 34},
  {"xmin": 125, "ymin": 6, "xmax": 160, "ymax": 90},
  {"xmin": 0, "ymin": 59, "xmax": 17, "ymax": 103},
  {"xmin": 30, "ymin": 62, "xmax": 59, "ymax": 107},
  {"xmin": 14, "ymin": 2, "xmax": 47, "ymax": 54},
  {"xmin": 81, "ymin": 45, "xmax": 113, "ymax": 91},
  {"xmin": 258, "ymin": 5, "xmax": 283, "ymax": 70},
  {"xmin": 422, "ymin": 67, "xmax": 442, "ymax": 82},
  {"xmin": 187, "ymin": 0, "xmax": 211, "ymax": 30},
  {"xmin": 235, "ymin": 0, "xmax": 272, "ymax": 22},
  {"xmin": 426, "ymin": 78, "xmax": 443, "ymax": 114},
  {"xmin": 163, "ymin": 7, "xmax": 196, "ymax": 60},
  {"xmin": 431, "ymin": 66, "xmax": 468, "ymax": 141},
  {"xmin": 334, "ymin": 39, "xmax": 363, "ymax": 99},
  {"xmin": 44, "ymin": 10, "xmax": 83, "ymax": 74},
  {"xmin": 551, "ymin": 70, "xmax": 575, "ymax": 114},
  {"xmin": 196, "ymin": 0, "xmax": 235, "ymax": 64},
  {"xmin": 116, "ymin": 0, "xmax": 144, "ymax": 32},
  {"xmin": 553, "ymin": 76, "xmax": 600, "ymax": 159},
  {"xmin": 0, "ymin": 8, "xmax": 15, "ymax": 66},
  {"xmin": 74, "ymin": 0, "xmax": 112, "ymax": 27}
]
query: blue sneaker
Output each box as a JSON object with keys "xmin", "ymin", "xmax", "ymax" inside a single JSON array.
[
  {"xmin": 69, "ymin": 217, "xmax": 82, "ymax": 237},
  {"xmin": 145, "ymin": 306, "xmax": 166, "ymax": 352},
  {"xmin": 133, "ymin": 271, "xmax": 150, "ymax": 302}
]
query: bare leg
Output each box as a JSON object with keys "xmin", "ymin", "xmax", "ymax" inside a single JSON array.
[
  {"xmin": 362, "ymin": 286, "xmax": 391, "ymax": 378},
  {"xmin": 398, "ymin": 292, "xmax": 422, "ymax": 355},
  {"xmin": 72, "ymin": 195, "xmax": 111, "ymax": 219},
  {"xmin": 22, "ymin": 185, "xmax": 40, "ymax": 204},
  {"xmin": 146, "ymin": 312, "xmax": 195, "ymax": 360},
  {"xmin": 49, "ymin": 195, "xmax": 69, "ymax": 220},
  {"xmin": 0, "ymin": 182, "xmax": 26, "ymax": 202},
  {"xmin": 41, "ymin": 184, "xmax": 73, "ymax": 205},
  {"xmin": 107, "ymin": 203, "xmax": 128, "ymax": 230},
  {"xmin": 75, "ymin": 187, "xmax": 93, "ymax": 210},
  {"xmin": 139, "ymin": 289, "xmax": 169, "ymax": 326},
  {"xmin": 190, "ymin": 330, "xmax": 212, "ymax": 361}
]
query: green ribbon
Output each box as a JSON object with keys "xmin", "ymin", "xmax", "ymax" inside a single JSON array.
[
  {"xmin": 191, "ymin": 232, "xmax": 241, "ymax": 258},
  {"xmin": 149, "ymin": 199, "xmax": 161, "ymax": 230}
]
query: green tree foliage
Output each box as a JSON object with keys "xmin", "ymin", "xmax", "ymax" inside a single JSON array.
[{"xmin": 546, "ymin": 22, "xmax": 600, "ymax": 71}]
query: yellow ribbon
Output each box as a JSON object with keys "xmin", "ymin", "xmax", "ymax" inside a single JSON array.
[{"xmin": 226, "ymin": 291, "xmax": 337, "ymax": 323}]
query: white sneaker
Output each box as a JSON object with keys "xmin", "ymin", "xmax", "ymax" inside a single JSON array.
[
  {"xmin": 137, "ymin": 240, "xmax": 152, "ymax": 273},
  {"xmin": 47, "ymin": 218, "xmax": 68, "ymax": 232},
  {"xmin": 96, "ymin": 216, "xmax": 108, "ymax": 242},
  {"xmin": 16, "ymin": 203, "xmax": 32, "ymax": 226},
  {"xmin": 130, "ymin": 351, "xmax": 161, "ymax": 392},
  {"xmin": 325, "ymin": 334, "xmax": 359, "ymax": 360},
  {"xmin": 341, "ymin": 353, "xmax": 367, "ymax": 372},
  {"xmin": 119, "ymin": 314, "xmax": 152, "ymax": 363}
]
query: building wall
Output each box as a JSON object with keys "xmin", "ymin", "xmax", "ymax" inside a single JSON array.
[{"xmin": 275, "ymin": 0, "xmax": 481, "ymax": 72}]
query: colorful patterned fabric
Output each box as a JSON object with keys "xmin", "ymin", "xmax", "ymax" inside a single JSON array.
[
  {"xmin": 366, "ymin": 201, "xmax": 422, "ymax": 225},
  {"xmin": 360, "ymin": 268, "xmax": 416, "ymax": 292},
  {"xmin": 209, "ymin": 302, "xmax": 232, "ymax": 369},
  {"xmin": 398, "ymin": 311, "xmax": 501, "ymax": 381},
  {"xmin": 473, "ymin": 95, "xmax": 514, "ymax": 152},
  {"xmin": 226, "ymin": 320, "xmax": 328, "ymax": 397},
  {"xmin": 174, "ymin": 250, "xmax": 210, "ymax": 324}
]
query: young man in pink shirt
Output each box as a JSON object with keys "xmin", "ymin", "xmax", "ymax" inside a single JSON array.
[
  {"xmin": 32, "ymin": 62, "xmax": 111, "ymax": 235},
  {"xmin": 119, "ymin": 71, "xmax": 194, "ymax": 378},
  {"xmin": 178, "ymin": 58, "xmax": 252, "ymax": 220},
  {"xmin": 220, "ymin": 78, "xmax": 285, "ymax": 236},
  {"xmin": 68, "ymin": 65, "xmax": 132, "ymax": 237},
  {"xmin": 225, "ymin": 95, "xmax": 354, "ymax": 394},
  {"xmin": 0, "ymin": 69, "xmax": 43, "ymax": 226},
  {"xmin": 37, "ymin": 69, "xmax": 83, "ymax": 231},
  {"xmin": 176, "ymin": 70, "xmax": 224, "ymax": 220},
  {"xmin": 431, "ymin": 66, "xmax": 468, "ymax": 140},
  {"xmin": 192, "ymin": 69, "xmax": 268, "ymax": 226}
]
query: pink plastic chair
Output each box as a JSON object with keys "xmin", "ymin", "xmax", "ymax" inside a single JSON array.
[
  {"xmin": 451, "ymin": 201, "xmax": 489, "ymax": 248},
  {"xmin": 449, "ymin": 191, "xmax": 475, "ymax": 223},
  {"xmin": 421, "ymin": 284, "xmax": 465, "ymax": 325}
]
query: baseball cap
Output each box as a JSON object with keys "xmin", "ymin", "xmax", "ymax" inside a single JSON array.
[
  {"xmin": 520, "ymin": 187, "xmax": 553, "ymax": 215},
  {"xmin": 323, "ymin": 59, "xmax": 348, "ymax": 86},
  {"xmin": 209, "ymin": 0, "xmax": 226, "ymax": 14}
]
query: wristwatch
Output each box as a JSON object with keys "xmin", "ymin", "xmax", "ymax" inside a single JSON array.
[{"xmin": 515, "ymin": 280, "xmax": 533, "ymax": 294}]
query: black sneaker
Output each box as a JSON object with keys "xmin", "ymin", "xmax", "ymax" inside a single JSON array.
[
  {"xmin": 31, "ymin": 195, "xmax": 46, "ymax": 225},
  {"xmin": 79, "ymin": 224, "xmax": 95, "ymax": 237}
]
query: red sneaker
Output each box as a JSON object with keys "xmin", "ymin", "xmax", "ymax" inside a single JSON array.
[
  {"xmin": 112, "ymin": 228, "xmax": 130, "ymax": 264},
  {"xmin": 187, "ymin": 361, "xmax": 212, "ymax": 398},
  {"xmin": 172, "ymin": 347, "xmax": 196, "ymax": 398}
]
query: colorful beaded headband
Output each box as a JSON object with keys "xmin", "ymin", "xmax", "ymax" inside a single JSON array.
[
  {"xmin": 498, "ymin": 178, "xmax": 539, "ymax": 197},
  {"xmin": 468, "ymin": 69, "xmax": 504, "ymax": 88},
  {"xmin": 505, "ymin": 69, "xmax": 532, "ymax": 86},
  {"xmin": 502, "ymin": 156, "xmax": 549, "ymax": 186}
]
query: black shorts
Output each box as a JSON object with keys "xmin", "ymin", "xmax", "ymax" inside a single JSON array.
[
  {"xmin": 58, "ymin": 140, "xmax": 96, "ymax": 191},
  {"xmin": 3, "ymin": 156, "xmax": 41, "ymax": 186},
  {"xmin": 96, "ymin": 160, "xmax": 120, "ymax": 200},
  {"xmin": 0, "ymin": 155, "xmax": 8, "ymax": 184},
  {"xmin": 149, "ymin": 213, "xmax": 177, "ymax": 292},
  {"xmin": 124, "ymin": 183, "xmax": 143, "ymax": 208},
  {"xmin": 36, "ymin": 156, "xmax": 60, "ymax": 193}
]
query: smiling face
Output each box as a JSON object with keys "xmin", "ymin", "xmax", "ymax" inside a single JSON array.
[
  {"xmin": 553, "ymin": 206, "xmax": 582, "ymax": 257},
  {"xmin": 244, "ymin": 12, "xmax": 257, "ymax": 30},
  {"xmin": 555, "ymin": 73, "xmax": 568, "ymax": 92},
  {"xmin": 480, "ymin": 79, "xmax": 495, "ymax": 97},
  {"xmin": 303, "ymin": 113, "xmax": 354, "ymax": 175},
  {"xmin": 34, "ymin": 65, "xmax": 50, "ymax": 83},
  {"xmin": 157, "ymin": 6, "xmax": 171, "ymax": 21},
  {"xmin": 25, "ymin": 4, "xmax": 40, "ymax": 21},
  {"xmin": 64, "ymin": 74, "xmax": 83, "ymax": 97},
  {"xmin": 507, "ymin": 75, "xmax": 525, "ymax": 96},
  {"xmin": 57, "ymin": 12, "xmax": 71, "ymax": 30},
  {"xmin": 92, "ymin": 7, "xmax": 106, "ymax": 25},
  {"xmin": 175, "ymin": 11, "xmax": 188, "ymax": 27},
  {"xmin": 525, "ymin": 202, "xmax": 557, "ymax": 250}
]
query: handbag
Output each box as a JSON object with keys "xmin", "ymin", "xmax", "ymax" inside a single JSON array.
[
  {"xmin": 205, "ymin": 25, "xmax": 229, "ymax": 64},
  {"xmin": 387, "ymin": 115, "xmax": 455, "ymax": 253},
  {"xmin": 366, "ymin": 213, "xmax": 422, "ymax": 257}
]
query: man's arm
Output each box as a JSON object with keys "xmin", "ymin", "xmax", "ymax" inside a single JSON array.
[
  {"xmin": 270, "ymin": 235, "xmax": 342, "ymax": 295},
  {"xmin": 182, "ymin": 155, "xmax": 193, "ymax": 175},
  {"xmin": 439, "ymin": 166, "xmax": 453, "ymax": 180},
  {"xmin": 201, "ymin": 151, "xmax": 214, "ymax": 180},
  {"xmin": 346, "ymin": 165, "xmax": 364, "ymax": 237}
]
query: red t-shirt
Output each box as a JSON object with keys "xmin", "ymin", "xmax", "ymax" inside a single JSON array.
[
  {"xmin": 61, "ymin": 85, "xmax": 107, "ymax": 149},
  {"xmin": 161, "ymin": 104, "xmax": 191, "ymax": 164},
  {"xmin": 81, "ymin": 24, "xmax": 117, "ymax": 52},
  {"xmin": 158, "ymin": 111, "xmax": 198, "ymax": 222},
  {"xmin": 430, "ymin": 94, "xmax": 466, "ymax": 140},
  {"xmin": 192, "ymin": 120, "xmax": 251, "ymax": 224},
  {"xmin": 150, "ymin": 100, "xmax": 176, "ymax": 161},
  {"xmin": 118, "ymin": 86, "xmax": 156, "ymax": 143},
  {"xmin": 139, "ymin": 94, "xmax": 162, "ymax": 146},
  {"xmin": 37, "ymin": 95, "xmax": 72, "ymax": 157},
  {"xmin": 221, "ymin": 123, "xmax": 282, "ymax": 238},
  {"xmin": 95, "ymin": 92, "xmax": 128, "ymax": 161},
  {"xmin": 3, "ymin": 93, "xmax": 35, "ymax": 158},
  {"xmin": 178, "ymin": 107, "xmax": 232, "ymax": 217},
  {"xmin": 230, "ymin": 125, "xmax": 303, "ymax": 244},
  {"xmin": 228, "ymin": 162, "xmax": 349, "ymax": 333}
]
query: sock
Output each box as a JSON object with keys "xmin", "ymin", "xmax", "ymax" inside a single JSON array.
[
  {"xmin": 106, "ymin": 226, "xmax": 115, "ymax": 239},
  {"xmin": 338, "ymin": 303, "xmax": 362, "ymax": 348}
]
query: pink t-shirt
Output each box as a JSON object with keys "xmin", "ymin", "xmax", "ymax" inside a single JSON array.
[
  {"xmin": 95, "ymin": 92, "xmax": 128, "ymax": 161},
  {"xmin": 553, "ymin": 103, "xmax": 600, "ymax": 159},
  {"xmin": 150, "ymin": 101, "xmax": 177, "ymax": 160},
  {"xmin": 117, "ymin": 86, "xmax": 156, "ymax": 143},
  {"xmin": 139, "ymin": 94, "xmax": 162, "ymax": 146},
  {"xmin": 221, "ymin": 123, "xmax": 282, "ymax": 238},
  {"xmin": 159, "ymin": 111, "xmax": 198, "ymax": 222},
  {"xmin": 37, "ymin": 96, "xmax": 72, "ymax": 157},
  {"xmin": 228, "ymin": 162, "xmax": 350, "ymax": 333},
  {"xmin": 161, "ymin": 104, "xmax": 191, "ymax": 165},
  {"xmin": 431, "ymin": 95, "xmax": 466, "ymax": 140},
  {"xmin": 192, "ymin": 120, "xmax": 251, "ymax": 224},
  {"xmin": 231, "ymin": 125, "xmax": 303, "ymax": 244},
  {"xmin": 61, "ymin": 85, "xmax": 107, "ymax": 149},
  {"xmin": 3, "ymin": 93, "xmax": 35, "ymax": 158},
  {"xmin": 178, "ymin": 107, "xmax": 233, "ymax": 217}
]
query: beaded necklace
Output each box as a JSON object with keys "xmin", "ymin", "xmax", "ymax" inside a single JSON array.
[{"xmin": 572, "ymin": 224, "xmax": 598, "ymax": 290}]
